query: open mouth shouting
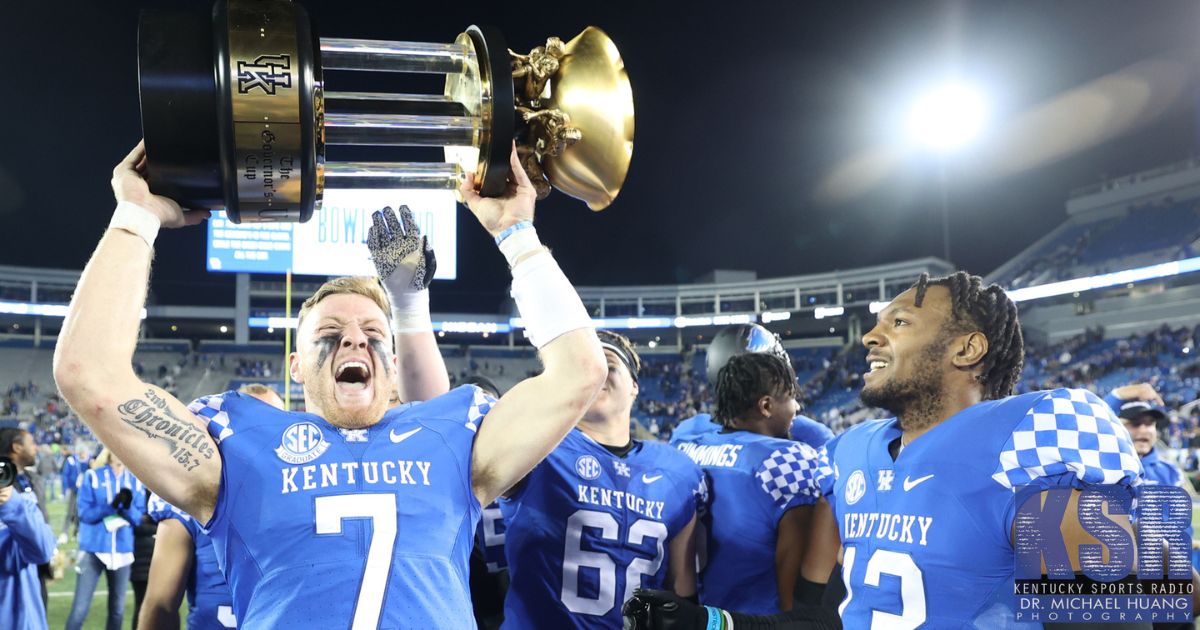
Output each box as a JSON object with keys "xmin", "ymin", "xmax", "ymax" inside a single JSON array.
[{"xmin": 334, "ymin": 358, "xmax": 373, "ymax": 398}]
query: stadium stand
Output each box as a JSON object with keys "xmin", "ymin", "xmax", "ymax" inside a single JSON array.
[
  {"xmin": 2, "ymin": 157, "xmax": 1200, "ymax": 497},
  {"xmin": 992, "ymin": 158, "xmax": 1200, "ymax": 290}
]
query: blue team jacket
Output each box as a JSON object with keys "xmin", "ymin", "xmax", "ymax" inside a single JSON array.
[
  {"xmin": 77, "ymin": 466, "xmax": 145, "ymax": 556},
  {"xmin": 0, "ymin": 486, "xmax": 55, "ymax": 629}
]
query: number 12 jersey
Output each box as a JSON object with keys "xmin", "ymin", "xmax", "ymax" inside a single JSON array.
[{"xmin": 818, "ymin": 389, "xmax": 1141, "ymax": 629}]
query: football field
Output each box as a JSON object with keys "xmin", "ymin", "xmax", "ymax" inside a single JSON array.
[{"xmin": 41, "ymin": 495, "xmax": 188, "ymax": 630}]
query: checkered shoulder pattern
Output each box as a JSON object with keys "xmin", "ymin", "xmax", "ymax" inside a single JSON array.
[
  {"xmin": 991, "ymin": 388, "xmax": 1142, "ymax": 491},
  {"xmin": 756, "ymin": 442, "xmax": 822, "ymax": 510},
  {"xmin": 814, "ymin": 444, "xmax": 837, "ymax": 499},
  {"xmin": 464, "ymin": 385, "xmax": 497, "ymax": 433},
  {"xmin": 147, "ymin": 492, "xmax": 191, "ymax": 524},
  {"xmin": 694, "ymin": 473, "xmax": 711, "ymax": 516},
  {"xmin": 189, "ymin": 393, "xmax": 233, "ymax": 444}
]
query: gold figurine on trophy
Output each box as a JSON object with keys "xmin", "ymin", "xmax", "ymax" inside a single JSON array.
[
  {"xmin": 508, "ymin": 29, "xmax": 634, "ymax": 210},
  {"xmin": 138, "ymin": 0, "xmax": 634, "ymax": 221}
]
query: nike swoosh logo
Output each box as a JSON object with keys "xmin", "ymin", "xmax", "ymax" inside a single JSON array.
[
  {"xmin": 389, "ymin": 427, "xmax": 422, "ymax": 444},
  {"xmin": 902, "ymin": 474, "xmax": 934, "ymax": 491},
  {"xmin": 642, "ymin": 474, "xmax": 663, "ymax": 484}
]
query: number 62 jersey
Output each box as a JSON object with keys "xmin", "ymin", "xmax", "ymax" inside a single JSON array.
[
  {"xmin": 818, "ymin": 388, "xmax": 1141, "ymax": 629},
  {"xmin": 191, "ymin": 385, "xmax": 496, "ymax": 629},
  {"xmin": 499, "ymin": 429, "xmax": 704, "ymax": 629}
]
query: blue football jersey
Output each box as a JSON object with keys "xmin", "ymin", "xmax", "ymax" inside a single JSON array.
[
  {"xmin": 670, "ymin": 414, "xmax": 719, "ymax": 443},
  {"xmin": 670, "ymin": 429, "xmax": 821, "ymax": 614},
  {"xmin": 818, "ymin": 388, "xmax": 1142, "ymax": 629},
  {"xmin": 147, "ymin": 494, "xmax": 237, "ymax": 629},
  {"xmin": 671, "ymin": 413, "xmax": 832, "ymax": 449},
  {"xmin": 789, "ymin": 414, "xmax": 833, "ymax": 448},
  {"xmin": 500, "ymin": 430, "xmax": 703, "ymax": 629},
  {"xmin": 191, "ymin": 384, "xmax": 495, "ymax": 629},
  {"xmin": 478, "ymin": 500, "xmax": 508, "ymax": 573},
  {"xmin": 672, "ymin": 415, "xmax": 830, "ymax": 448}
]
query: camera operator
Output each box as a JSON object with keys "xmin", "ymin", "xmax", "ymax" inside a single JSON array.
[{"xmin": 0, "ymin": 429, "xmax": 56, "ymax": 630}]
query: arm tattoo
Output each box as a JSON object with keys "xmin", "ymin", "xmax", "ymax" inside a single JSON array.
[{"xmin": 116, "ymin": 390, "xmax": 216, "ymax": 472}]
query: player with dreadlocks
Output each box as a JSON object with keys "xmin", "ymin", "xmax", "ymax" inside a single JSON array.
[
  {"xmin": 670, "ymin": 352, "xmax": 822, "ymax": 615},
  {"xmin": 625, "ymin": 271, "xmax": 1147, "ymax": 629}
]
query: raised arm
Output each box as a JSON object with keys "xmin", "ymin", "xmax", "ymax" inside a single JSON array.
[
  {"xmin": 367, "ymin": 205, "xmax": 450, "ymax": 402},
  {"xmin": 53, "ymin": 142, "xmax": 220, "ymax": 522},
  {"xmin": 464, "ymin": 147, "xmax": 607, "ymax": 505}
]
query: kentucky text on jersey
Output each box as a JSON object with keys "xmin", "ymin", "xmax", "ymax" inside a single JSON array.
[
  {"xmin": 575, "ymin": 484, "xmax": 666, "ymax": 520},
  {"xmin": 841, "ymin": 512, "xmax": 934, "ymax": 546},
  {"xmin": 189, "ymin": 384, "xmax": 496, "ymax": 629},
  {"xmin": 500, "ymin": 429, "xmax": 703, "ymax": 629},
  {"xmin": 280, "ymin": 459, "xmax": 432, "ymax": 493},
  {"xmin": 817, "ymin": 388, "xmax": 1141, "ymax": 629}
]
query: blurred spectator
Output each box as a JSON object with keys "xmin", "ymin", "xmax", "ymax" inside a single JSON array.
[
  {"xmin": 0, "ymin": 464, "xmax": 55, "ymax": 630},
  {"xmin": 60, "ymin": 446, "xmax": 84, "ymax": 541},
  {"xmin": 129, "ymin": 487, "xmax": 158, "ymax": 630},
  {"xmin": 66, "ymin": 449, "xmax": 146, "ymax": 630}
]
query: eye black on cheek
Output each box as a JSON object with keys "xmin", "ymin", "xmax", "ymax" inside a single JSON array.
[
  {"xmin": 315, "ymin": 335, "xmax": 340, "ymax": 369},
  {"xmin": 367, "ymin": 338, "xmax": 393, "ymax": 376}
]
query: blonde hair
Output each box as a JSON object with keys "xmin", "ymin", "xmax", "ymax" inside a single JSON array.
[
  {"xmin": 597, "ymin": 329, "xmax": 641, "ymax": 376},
  {"xmin": 297, "ymin": 277, "xmax": 392, "ymax": 330},
  {"xmin": 238, "ymin": 383, "xmax": 278, "ymax": 398}
]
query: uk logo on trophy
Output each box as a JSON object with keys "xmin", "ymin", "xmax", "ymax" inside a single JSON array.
[
  {"xmin": 138, "ymin": 0, "xmax": 635, "ymax": 224},
  {"xmin": 237, "ymin": 54, "xmax": 293, "ymax": 95}
]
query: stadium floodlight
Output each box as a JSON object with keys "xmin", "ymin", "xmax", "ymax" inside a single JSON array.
[
  {"xmin": 1005, "ymin": 256, "xmax": 1200, "ymax": 303},
  {"xmin": 436, "ymin": 321, "xmax": 512, "ymax": 334},
  {"xmin": 0, "ymin": 301, "xmax": 147, "ymax": 320},
  {"xmin": 813, "ymin": 306, "xmax": 845, "ymax": 320},
  {"xmin": 868, "ymin": 301, "xmax": 889, "ymax": 314},
  {"xmin": 907, "ymin": 84, "xmax": 988, "ymax": 152},
  {"xmin": 250, "ymin": 316, "xmax": 512, "ymax": 334},
  {"xmin": 672, "ymin": 314, "xmax": 754, "ymax": 329}
]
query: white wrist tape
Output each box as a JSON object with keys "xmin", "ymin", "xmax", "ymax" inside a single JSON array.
[
  {"xmin": 109, "ymin": 201, "xmax": 161, "ymax": 249},
  {"xmin": 497, "ymin": 222, "xmax": 544, "ymax": 268},
  {"xmin": 390, "ymin": 288, "xmax": 434, "ymax": 334},
  {"xmin": 510, "ymin": 251, "xmax": 593, "ymax": 348}
]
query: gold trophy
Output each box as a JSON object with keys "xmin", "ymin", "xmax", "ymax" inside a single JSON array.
[{"xmin": 137, "ymin": 0, "xmax": 634, "ymax": 223}]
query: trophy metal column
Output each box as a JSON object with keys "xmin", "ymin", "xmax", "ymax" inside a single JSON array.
[{"xmin": 138, "ymin": 0, "xmax": 633, "ymax": 223}]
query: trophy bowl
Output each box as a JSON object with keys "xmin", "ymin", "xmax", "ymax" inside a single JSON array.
[{"xmin": 137, "ymin": 0, "xmax": 634, "ymax": 223}]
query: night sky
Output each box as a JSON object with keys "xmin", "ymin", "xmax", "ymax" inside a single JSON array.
[{"xmin": 3, "ymin": 1, "xmax": 1198, "ymax": 313}]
